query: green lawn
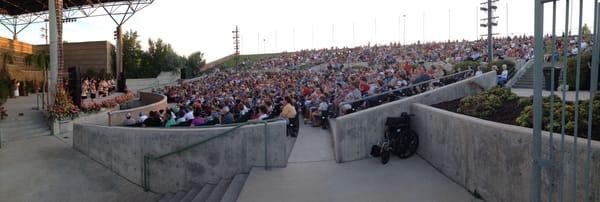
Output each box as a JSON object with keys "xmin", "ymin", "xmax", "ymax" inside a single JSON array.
[{"xmin": 220, "ymin": 53, "xmax": 284, "ymax": 69}]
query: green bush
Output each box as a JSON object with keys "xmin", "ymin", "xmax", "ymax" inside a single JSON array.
[
  {"xmin": 518, "ymin": 95, "xmax": 562, "ymax": 108},
  {"xmin": 0, "ymin": 75, "xmax": 10, "ymax": 102},
  {"xmin": 457, "ymin": 95, "xmax": 498, "ymax": 118},
  {"xmin": 25, "ymin": 80, "xmax": 35, "ymax": 94},
  {"xmin": 516, "ymin": 93, "xmax": 599, "ymax": 133},
  {"xmin": 565, "ymin": 51, "xmax": 600, "ymax": 90},
  {"xmin": 453, "ymin": 61, "xmax": 483, "ymax": 72},
  {"xmin": 457, "ymin": 86, "xmax": 518, "ymax": 119}
]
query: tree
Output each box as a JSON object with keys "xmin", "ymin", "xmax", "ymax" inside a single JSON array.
[
  {"xmin": 1, "ymin": 51, "xmax": 14, "ymax": 73},
  {"xmin": 34, "ymin": 49, "xmax": 50, "ymax": 108},
  {"xmin": 123, "ymin": 30, "xmax": 143, "ymax": 70},
  {"xmin": 187, "ymin": 51, "xmax": 206, "ymax": 70},
  {"xmin": 582, "ymin": 24, "xmax": 592, "ymax": 38}
]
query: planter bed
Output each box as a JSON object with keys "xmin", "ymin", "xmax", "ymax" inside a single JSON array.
[{"xmin": 433, "ymin": 98, "xmax": 600, "ymax": 141}]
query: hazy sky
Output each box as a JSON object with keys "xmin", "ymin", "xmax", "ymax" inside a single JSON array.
[{"xmin": 1, "ymin": 0, "xmax": 597, "ymax": 61}]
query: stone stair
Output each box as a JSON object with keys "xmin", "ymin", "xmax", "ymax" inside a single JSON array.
[
  {"xmin": 512, "ymin": 65, "xmax": 542, "ymax": 89},
  {"xmin": 157, "ymin": 174, "xmax": 248, "ymax": 202},
  {"xmin": 0, "ymin": 97, "xmax": 50, "ymax": 144}
]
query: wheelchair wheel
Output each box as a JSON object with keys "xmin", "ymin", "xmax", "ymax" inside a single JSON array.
[
  {"xmin": 381, "ymin": 150, "xmax": 390, "ymax": 164},
  {"xmin": 370, "ymin": 145, "xmax": 382, "ymax": 157},
  {"xmin": 394, "ymin": 130, "xmax": 419, "ymax": 159}
]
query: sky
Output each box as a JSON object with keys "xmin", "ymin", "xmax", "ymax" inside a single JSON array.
[{"xmin": 1, "ymin": 0, "xmax": 598, "ymax": 61}]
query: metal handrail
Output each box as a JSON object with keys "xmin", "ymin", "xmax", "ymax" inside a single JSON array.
[
  {"xmin": 337, "ymin": 69, "xmax": 474, "ymax": 116},
  {"xmin": 141, "ymin": 118, "xmax": 281, "ymax": 191}
]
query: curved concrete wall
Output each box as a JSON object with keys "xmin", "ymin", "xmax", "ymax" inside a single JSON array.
[
  {"xmin": 108, "ymin": 92, "xmax": 167, "ymax": 126},
  {"xmin": 411, "ymin": 103, "xmax": 600, "ymax": 201},
  {"xmin": 73, "ymin": 120, "xmax": 289, "ymax": 193},
  {"xmin": 330, "ymin": 72, "xmax": 497, "ymax": 163}
]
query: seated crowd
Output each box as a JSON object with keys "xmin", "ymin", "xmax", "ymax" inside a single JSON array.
[{"xmin": 131, "ymin": 35, "xmax": 593, "ymax": 131}]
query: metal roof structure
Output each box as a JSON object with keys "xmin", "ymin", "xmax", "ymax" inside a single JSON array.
[
  {"xmin": 0, "ymin": 0, "xmax": 154, "ymax": 38},
  {"xmin": 0, "ymin": 0, "xmax": 126, "ymax": 16}
]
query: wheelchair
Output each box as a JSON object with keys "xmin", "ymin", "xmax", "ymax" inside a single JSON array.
[{"xmin": 370, "ymin": 112, "xmax": 420, "ymax": 164}]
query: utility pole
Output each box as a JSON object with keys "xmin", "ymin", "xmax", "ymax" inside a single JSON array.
[
  {"xmin": 332, "ymin": 24, "xmax": 335, "ymax": 47},
  {"xmin": 403, "ymin": 15, "xmax": 407, "ymax": 45},
  {"xmin": 41, "ymin": 23, "xmax": 48, "ymax": 44},
  {"xmin": 480, "ymin": 0, "xmax": 499, "ymax": 62},
  {"xmin": 353, "ymin": 22, "xmax": 356, "ymax": 47},
  {"xmin": 422, "ymin": 12, "xmax": 425, "ymax": 42},
  {"xmin": 449, "ymin": 9, "xmax": 451, "ymax": 41},
  {"xmin": 232, "ymin": 26, "xmax": 240, "ymax": 72},
  {"xmin": 506, "ymin": 3, "xmax": 509, "ymax": 36},
  {"xmin": 312, "ymin": 26, "xmax": 314, "ymax": 49}
]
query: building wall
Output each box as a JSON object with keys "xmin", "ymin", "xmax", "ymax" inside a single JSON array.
[
  {"xmin": 37, "ymin": 41, "xmax": 115, "ymax": 76},
  {"xmin": 1, "ymin": 36, "xmax": 114, "ymax": 81}
]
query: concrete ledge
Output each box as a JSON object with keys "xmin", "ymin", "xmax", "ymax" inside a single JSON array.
[
  {"xmin": 411, "ymin": 103, "xmax": 600, "ymax": 201},
  {"xmin": 108, "ymin": 92, "xmax": 167, "ymax": 126},
  {"xmin": 331, "ymin": 72, "xmax": 497, "ymax": 163},
  {"xmin": 73, "ymin": 120, "xmax": 288, "ymax": 193}
]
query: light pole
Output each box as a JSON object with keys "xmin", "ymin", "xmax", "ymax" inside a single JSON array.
[{"xmin": 403, "ymin": 15, "xmax": 407, "ymax": 45}]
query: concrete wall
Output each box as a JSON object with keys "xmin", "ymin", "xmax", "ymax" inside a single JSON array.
[
  {"xmin": 411, "ymin": 103, "xmax": 600, "ymax": 202},
  {"xmin": 73, "ymin": 120, "xmax": 289, "ymax": 193},
  {"xmin": 108, "ymin": 92, "xmax": 167, "ymax": 126},
  {"xmin": 330, "ymin": 72, "xmax": 497, "ymax": 163}
]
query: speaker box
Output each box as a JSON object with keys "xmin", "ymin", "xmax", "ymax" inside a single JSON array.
[
  {"xmin": 117, "ymin": 72, "xmax": 126, "ymax": 92},
  {"xmin": 68, "ymin": 67, "xmax": 81, "ymax": 107}
]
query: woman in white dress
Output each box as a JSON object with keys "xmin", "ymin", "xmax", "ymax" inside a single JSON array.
[{"xmin": 13, "ymin": 81, "xmax": 20, "ymax": 97}]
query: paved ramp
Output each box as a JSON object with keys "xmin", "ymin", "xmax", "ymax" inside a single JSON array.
[
  {"xmin": 287, "ymin": 124, "xmax": 334, "ymax": 163},
  {"xmin": 237, "ymin": 121, "xmax": 476, "ymax": 202},
  {"xmin": 0, "ymin": 95, "xmax": 157, "ymax": 202}
]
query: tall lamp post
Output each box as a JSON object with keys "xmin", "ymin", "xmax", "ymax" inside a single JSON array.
[{"xmin": 403, "ymin": 15, "xmax": 407, "ymax": 45}]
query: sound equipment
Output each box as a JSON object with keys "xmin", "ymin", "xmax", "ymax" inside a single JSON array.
[
  {"xmin": 117, "ymin": 72, "xmax": 126, "ymax": 92},
  {"xmin": 68, "ymin": 67, "xmax": 82, "ymax": 107}
]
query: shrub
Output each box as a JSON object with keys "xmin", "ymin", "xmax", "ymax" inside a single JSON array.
[
  {"xmin": 458, "ymin": 95, "xmax": 498, "ymax": 118},
  {"xmin": 0, "ymin": 76, "xmax": 10, "ymax": 101},
  {"xmin": 565, "ymin": 51, "xmax": 600, "ymax": 90},
  {"xmin": 453, "ymin": 61, "xmax": 483, "ymax": 72},
  {"xmin": 516, "ymin": 94, "xmax": 599, "ymax": 134},
  {"xmin": 80, "ymin": 102, "xmax": 101, "ymax": 114},
  {"xmin": 457, "ymin": 86, "xmax": 518, "ymax": 119}
]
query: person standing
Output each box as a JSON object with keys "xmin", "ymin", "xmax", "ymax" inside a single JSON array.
[{"xmin": 13, "ymin": 80, "xmax": 20, "ymax": 97}]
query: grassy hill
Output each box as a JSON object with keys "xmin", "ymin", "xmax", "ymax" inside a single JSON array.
[{"xmin": 219, "ymin": 53, "xmax": 283, "ymax": 69}]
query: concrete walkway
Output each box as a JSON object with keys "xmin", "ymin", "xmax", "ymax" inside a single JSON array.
[
  {"xmin": 238, "ymin": 156, "xmax": 476, "ymax": 202},
  {"xmin": 512, "ymin": 88, "xmax": 593, "ymax": 101},
  {"xmin": 237, "ymin": 121, "xmax": 476, "ymax": 202},
  {"xmin": 287, "ymin": 124, "xmax": 334, "ymax": 163},
  {"xmin": 0, "ymin": 95, "xmax": 157, "ymax": 202}
]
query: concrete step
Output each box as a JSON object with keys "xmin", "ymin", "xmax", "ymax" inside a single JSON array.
[
  {"xmin": 206, "ymin": 179, "xmax": 232, "ymax": 202},
  {"xmin": 169, "ymin": 191, "xmax": 187, "ymax": 202},
  {"xmin": 220, "ymin": 174, "xmax": 248, "ymax": 202},
  {"xmin": 0, "ymin": 116, "xmax": 47, "ymax": 126},
  {"xmin": 1, "ymin": 130, "xmax": 51, "ymax": 142},
  {"xmin": 180, "ymin": 187, "xmax": 202, "ymax": 202},
  {"xmin": 0, "ymin": 123, "xmax": 49, "ymax": 133},
  {"xmin": 158, "ymin": 193, "xmax": 174, "ymax": 202},
  {"xmin": 191, "ymin": 184, "xmax": 215, "ymax": 202}
]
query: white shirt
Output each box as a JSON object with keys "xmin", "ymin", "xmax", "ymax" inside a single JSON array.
[
  {"xmin": 138, "ymin": 115, "xmax": 148, "ymax": 123},
  {"xmin": 500, "ymin": 70, "xmax": 509, "ymax": 79},
  {"xmin": 184, "ymin": 111, "xmax": 195, "ymax": 120}
]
